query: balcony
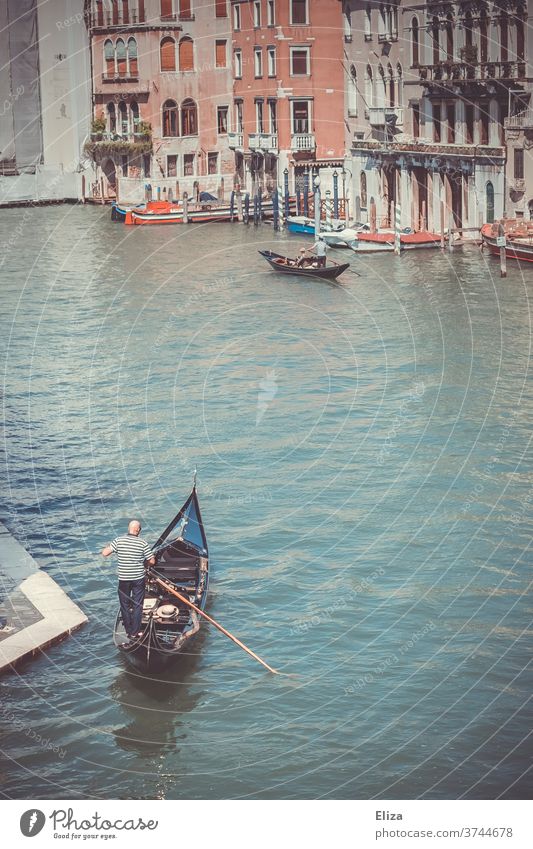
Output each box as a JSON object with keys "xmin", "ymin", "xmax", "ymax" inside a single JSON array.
[
  {"xmin": 228, "ymin": 132, "xmax": 244, "ymax": 150},
  {"xmin": 350, "ymin": 137, "xmax": 505, "ymax": 164},
  {"xmin": 417, "ymin": 60, "xmax": 527, "ymax": 85},
  {"xmin": 248, "ymin": 133, "xmax": 278, "ymax": 153},
  {"xmin": 98, "ymin": 76, "xmax": 150, "ymax": 95},
  {"xmin": 291, "ymin": 133, "xmax": 316, "ymax": 152},
  {"xmin": 505, "ymin": 110, "xmax": 533, "ymax": 130},
  {"xmin": 368, "ymin": 106, "xmax": 403, "ymax": 127}
]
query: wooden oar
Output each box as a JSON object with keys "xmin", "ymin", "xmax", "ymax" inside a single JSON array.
[{"xmin": 148, "ymin": 570, "xmax": 281, "ymax": 675}]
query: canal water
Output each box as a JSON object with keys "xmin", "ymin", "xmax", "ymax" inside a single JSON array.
[{"xmin": 0, "ymin": 205, "xmax": 531, "ymax": 800}]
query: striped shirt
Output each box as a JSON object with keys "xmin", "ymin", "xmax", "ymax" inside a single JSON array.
[{"xmin": 111, "ymin": 534, "xmax": 152, "ymax": 581}]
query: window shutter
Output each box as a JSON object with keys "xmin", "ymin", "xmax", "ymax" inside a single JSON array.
[
  {"xmin": 161, "ymin": 0, "xmax": 173, "ymax": 18},
  {"xmin": 161, "ymin": 37, "xmax": 176, "ymax": 71},
  {"xmin": 116, "ymin": 41, "xmax": 127, "ymax": 76},
  {"xmin": 215, "ymin": 0, "xmax": 227, "ymax": 18},
  {"xmin": 128, "ymin": 39, "xmax": 138, "ymax": 76},
  {"xmin": 215, "ymin": 41, "xmax": 226, "ymax": 68},
  {"xmin": 179, "ymin": 0, "xmax": 191, "ymax": 18},
  {"xmin": 179, "ymin": 39, "xmax": 194, "ymax": 71}
]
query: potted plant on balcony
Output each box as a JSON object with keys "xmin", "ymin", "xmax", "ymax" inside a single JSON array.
[
  {"xmin": 91, "ymin": 115, "xmax": 106, "ymax": 141},
  {"xmin": 459, "ymin": 44, "xmax": 478, "ymax": 66},
  {"xmin": 134, "ymin": 121, "xmax": 152, "ymax": 141}
]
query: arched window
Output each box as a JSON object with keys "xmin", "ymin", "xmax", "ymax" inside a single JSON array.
[
  {"xmin": 411, "ymin": 17, "xmax": 419, "ymax": 66},
  {"xmin": 104, "ymin": 39, "xmax": 114, "ymax": 78},
  {"xmin": 130, "ymin": 100, "xmax": 139, "ymax": 132},
  {"xmin": 480, "ymin": 11, "xmax": 488, "ymax": 62},
  {"xmin": 446, "ymin": 14, "xmax": 453, "ymax": 60},
  {"xmin": 500, "ymin": 13, "xmax": 508, "ymax": 63},
  {"xmin": 464, "ymin": 11, "xmax": 473, "ymax": 48},
  {"xmin": 387, "ymin": 62, "xmax": 394, "ymax": 107},
  {"xmin": 162, "ymin": 99, "xmax": 179, "ymax": 136},
  {"xmin": 377, "ymin": 64, "xmax": 386, "ymax": 107},
  {"xmin": 181, "ymin": 98, "xmax": 198, "ymax": 135},
  {"xmin": 348, "ymin": 64, "xmax": 357, "ymax": 115},
  {"xmin": 96, "ymin": 1, "xmax": 104, "ymax": 26},
  {"xmin": 160, "ymin": 36, "xmax": 176, "ymax": 71},
  {"xmin": 118, "ymin": 100, "xmax": 128, "ymax": 134},
  {"xmin": 122, "ymin": 1, "xmax": 130, "ymax": 24},
  {"xmin": 116, "ymin": 38, "xmax": 127, "ymax": 76},
  {"xmin": 396, "ymin": 63, "xmax": 403, "ymax": 108},
  {"xmin": 107, "ymin": 102, "xmax": 116, "ymax": 133},
  {"xmin": 360, "ymin": 171, "xmax": 367, "ymax": 208},
  {"xmin": 431, "ymin": 16, "xmax": 440, "ymax": 64},
  {"xmin": 179, "ymin": 37, "xmax": 194, "ymax": 71},
  {"xmin": 127, "ymin": 37, "xmax": 138, "ymax": 76},
  {"xmin": 486, "ymin": 182, "xmax": 494, "ymax": 224},
  {"xmin": 111, "ymin": 0, "xmax": 119, "ymax": 24},
  {"xmin": 365, "ymin": 64, "xmax": 373, "ymax": 108},
  {"xmin": 516, "ymin": 18, "xmax": 525, "ymax": 62}
]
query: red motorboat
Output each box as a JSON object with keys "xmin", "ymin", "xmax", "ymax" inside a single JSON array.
[{"xmin": 481, "ymin": 220, "xmax": 533, "ymax": 264}]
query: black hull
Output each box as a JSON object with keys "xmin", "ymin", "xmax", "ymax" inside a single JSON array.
[
  {"xmin": 258, "ymin": 249, "xmax": 350, "ymax": 280},
  {"xmin": 113, "ymin": 485, "xmax": 209, "ymax": 673}
]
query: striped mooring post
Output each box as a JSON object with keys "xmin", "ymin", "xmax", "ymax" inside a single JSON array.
[
  {"xmin": 333, "ymin": 171, "xmax": 339, "ymax": 219},
  {"xmin": 278, "ymin": 185, "xmax": 285, "ymax": 229},
  {"xmin": 394, "ymin": 202, "xmax": 401, "ymax": 255},
  {"xmin": 303, "ymin": 170, "xmax": 309, "ymax": 217},
  {"xmin": 325, "ymin": 190, "xmax": 333, "ymax": 230},
  {"xmin": 272, "ymin": 189, "xmax": 279, "ymax": 231}
]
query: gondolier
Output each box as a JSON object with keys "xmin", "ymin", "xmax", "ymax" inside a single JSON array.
[
  {"xmin": 102, "ymin": 521, "xmax": 155, "ymax": 647},
  {"xmin": 312, "ymin": 235, "xmax": 327, "ymax": 267}
]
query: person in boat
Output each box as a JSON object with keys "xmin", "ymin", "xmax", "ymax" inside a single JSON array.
[
  {"xmin": 311, "ymin": 235, "xmax": 328, "ymax": 267},
  {"xmin": 296, "ymin": 248, "xmax": 308, "ymax": 267},
  {"xmin": 101, "ymin": 520, "xmax": 156, "ymax": 647}
]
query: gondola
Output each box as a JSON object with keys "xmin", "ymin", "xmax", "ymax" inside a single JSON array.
[
  {"xmin": 113, "ymin": 481, "xmax": 209, "ymax": 672},
  {"xmin": 258, "ymin": 249, "xmax": 350, "ymax": 280}
]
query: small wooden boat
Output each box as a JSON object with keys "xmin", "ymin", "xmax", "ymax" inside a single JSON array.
[
  {"xmin": 350, "ymin": 230, "xmax": 442, "ymax": 253},
  {"xmin": 481, "ymin": 220, "xmax": 533, "ymax": 263},
  {"xmin": 259, "ymin": 249, "xmax": 350, "ymax": 280},
  {"xmin": 113, "ymin": 482, "xmax": 209, "ymax": 671}
]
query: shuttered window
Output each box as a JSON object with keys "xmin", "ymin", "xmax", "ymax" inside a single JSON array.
[
  {"xmin": 179, "ymin": 0, "xmax": 191, "ymax": 18},
  {"xmin": 181, "ymin": 99, "xmax": 197, "ymax": 135},
  {"xmin": 127, "ymin": 38, "xmax": 138, "ymax": 76},
  {"xmin": 215, "ymin": 40, "xmax": 226, "ymax": 68},
  {"xmin": 215, "ymin": 0, "xmax": 227, "ymax": 17},
  {"xmin": 179, "ymin": 38, "xmax": 194, "ymax": 71},
  {"xmin": 122, "ymin": 1, "xmax": 130, "ymax": 24},
  {"xmin": 104, "ymin": 40, "xmax": 114, "ymax": 78},
  {"xmin": 160, "ymin": 0, "xmax": 173, "ymax": 19},
  {"xmin": 160, "ymin": 37, "xmax": 176, "ymax": 71},
  {"xmin": 162, "ymin": 100, "xmax": 179, "ymax": 136},
  {"xmin": 116, "ymin": 39, "xmax": 127, "ymax": 76}
]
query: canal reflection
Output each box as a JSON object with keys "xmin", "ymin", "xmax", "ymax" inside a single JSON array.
[{"xmin": 110, "ymin": 633, "xmax": 207, "ymax": 756}]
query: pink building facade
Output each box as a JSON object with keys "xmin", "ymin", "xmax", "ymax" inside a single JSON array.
[
  {"xmin": 229, "ymin": 0, "xmax": 345, "ymax": 194},
  {"xmin": 87, "ymin": 0, "xmax": 235, "ymax": 201}
]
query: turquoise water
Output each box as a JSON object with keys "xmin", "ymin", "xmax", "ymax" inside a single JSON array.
[{"xmin": 0, "ymin": 205, "xmax": 531, "ymax": 800}]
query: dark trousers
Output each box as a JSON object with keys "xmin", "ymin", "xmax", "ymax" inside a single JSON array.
[
  {"xmin": 318, "ymin": 255, "xmax": 326, "ymax": 267},
  {"xmin": 118, "ymin": 577, "xmax": 145, "ymax": 636}
]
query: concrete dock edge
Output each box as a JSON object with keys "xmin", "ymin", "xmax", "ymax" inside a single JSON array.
[{"xmin": 0, "ymin": 522, "xmax": 87, "ymax": 676}]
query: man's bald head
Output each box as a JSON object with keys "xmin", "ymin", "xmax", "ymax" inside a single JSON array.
[{"xmin": 128, "ymin": 520, "xmax": 141, "ymax": 535}]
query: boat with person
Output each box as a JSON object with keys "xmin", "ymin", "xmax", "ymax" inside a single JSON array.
[
  {"xmin": 113, "ymin": 481, "xmax": 209, "ymax": 671},
  {"xmin": 258, "ymin": 249, "xmax": 350, "ymax": 280},
  {"xmin": 481, "ymin": 219, "xmax": 533, "ymax": 263}
]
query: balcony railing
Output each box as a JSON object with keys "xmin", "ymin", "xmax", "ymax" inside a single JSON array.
[
  {"xmin": 228, "ymin": 132, "xmax": 244, "ymax": 149},
  {"xmin": 291, "ymin": 133, "xmax": 316, "ymax": 152},
  {"xmin": 90, "ymin": 131, "xmax": 151, "ymax": 143},
  {"xmin": 368, "ymin": 106, "xmax": 403, "ymax": 127},
  {"xmin": 505, "ymin": 110, "xmax": 533, "ymax": 130},
  {"xmin": 418, "ymin": 60, "xmax": 526, "ymax": 84},
  {"xmin": 248, "ymin": 132, "xmax": 278, "ymax": 152},
  {"xmin": 350, "ymin": 138, "xmax": 505, "ymax": 160}
]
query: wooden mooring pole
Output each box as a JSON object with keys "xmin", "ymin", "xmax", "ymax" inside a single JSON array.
[
  {"xmin": 440, "ymin": 201, "xmax": 445, "ymax": 249},
  {"xmin": 498, "ymin": 221, "xmax": 507, "ymax": 278}
]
